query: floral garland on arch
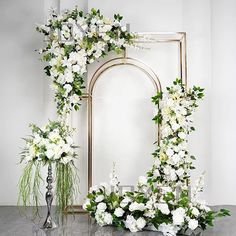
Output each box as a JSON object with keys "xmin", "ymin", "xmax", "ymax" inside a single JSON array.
[
  {"xmin": 83, "ymin": 79, "xmax": 230, "ymax": 236},
  {"xmin": 18, "ymin": 7, "xmax": 136, "ymax": 213},
  {"xmin": 36, "ymin": 7, "xmax": 136, "ymax": 116}
]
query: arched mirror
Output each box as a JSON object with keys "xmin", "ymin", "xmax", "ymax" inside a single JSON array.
[{"xmin": 88, "ymin": 58, "xmax": 161, "ymax": 188}]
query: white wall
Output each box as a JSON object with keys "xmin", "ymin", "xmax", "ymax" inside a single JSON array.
[
  {"xmin": 0, "ymin": 0, "xmax": 45, "ymax": 205},
  {"xmin": 210, "ymin": 0, "xmax": 236, "ymax": 205},
  {"xmin": 0, "ymin": 0, "xmax": 235, "ymax": 205}
]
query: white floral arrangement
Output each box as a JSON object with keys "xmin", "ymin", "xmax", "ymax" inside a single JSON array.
[
  {"xmin": 20, "ymin": 121, "xmax": 77, "ymax": 165},
  {"xmin": 18, "ymin": 121, "xmax": 79, "ymax": 212},
  {"xmin": 83, "ymin": 79, "xmax": 229, "ymax": 236},
  {"xmin": 36, "ymin": 7, "xmax": 136, "ymax": 115}
]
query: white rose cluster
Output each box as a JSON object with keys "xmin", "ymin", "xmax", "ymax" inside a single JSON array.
[{"xmin": 21, "ymin": 121, "xmax": 77, "ymax": 164}]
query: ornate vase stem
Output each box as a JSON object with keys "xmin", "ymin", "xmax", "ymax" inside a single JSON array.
[{"xmin": 43, "ymin": 163, "xmax": 57, "ymax": 229}]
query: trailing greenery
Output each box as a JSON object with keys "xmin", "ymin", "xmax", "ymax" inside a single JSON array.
[
  {"xmin": 18, "ymin": 161, "xmax": 43, "ymax": 217},
  {"xmin": 56, "ymin": 162, "xmax": 80, "ymax": 211}
]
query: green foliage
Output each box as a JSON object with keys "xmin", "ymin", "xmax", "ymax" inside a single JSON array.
[
  {"xmin": 18, "ymin": 161, "xmax": 43, "ymax": 217},
  {"xmin": 55, "ymin": 162, "xmax": 80, "ymax": 212}
]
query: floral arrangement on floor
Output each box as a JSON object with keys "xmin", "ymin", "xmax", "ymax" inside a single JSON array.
[
  {"xmin": 83, "ymin": 79, "xmax": 230, "ymax": 236},
  {"xmin": 18, "ymin": 7, "xmax": 136, "ymax": 214}
]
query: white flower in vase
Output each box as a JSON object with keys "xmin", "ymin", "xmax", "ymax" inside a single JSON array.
[{"xmin": 45, "ymin": 149, "xmax": 54, "ymax": 159}]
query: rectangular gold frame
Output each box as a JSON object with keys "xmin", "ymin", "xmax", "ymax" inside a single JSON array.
[{"xmin": 66, "ymin": 32, "xmax": 187, "ymax": 213}]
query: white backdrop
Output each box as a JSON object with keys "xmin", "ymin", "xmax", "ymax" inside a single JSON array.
[{"xmin": 0, "ymin": 0, "xmax": 235, "ymax": 206}]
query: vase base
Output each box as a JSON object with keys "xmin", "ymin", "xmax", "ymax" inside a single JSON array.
[{"xmin": 42, "ymin": 217, "xmax": 57, "ymax": 230}]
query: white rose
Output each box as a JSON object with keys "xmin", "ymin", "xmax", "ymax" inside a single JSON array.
[
  {"xmin": 172, "ymin": 207, "xmax": 186, "ymax": 225},
  {"xmin": 157, "ymin": 203, "xmax": 170, "ymax": 215},
  {"xmin": 171, "ymin": 122, "xmax": 180, "ymax": 131},
  {"xmin": 188, "ymin": 219, "xmax": 198, "ymax": 230},
  {"xmin": 104, "ymin": 212, "xmax": 113, "ymax": 225},
  {"xmin": 99, "ymin": 24, "xmax": 112, "ymax": 33},
  {"xmin": 114, "ymin": 207, "xmax": 124, "ymax": 217},
  {"xmin": 120, "ymin": 197, "xmax": 132, "ymax": 208},
  {"xmin": 153, "ymin": 169, "xmax": 160, "ymax": 177},
  {"xmin": 191, "ymin": 207, "xmax": 200, "ymax": 217},
  {"xmin": 136, "ymin": 217, "xmax": 146, "ymax": 230},
  {"xmin": 99, "ymin": 182, "xmax": 111, "ymax": 195},
  {"xmin": 129, "ymin": 202, "xmax": 145, "ymax": 212},
  {"xmin": 66, "ymin": 136, "xmax": 73, "ymax": 145},
  {"xmin": 170, "ymin": 154, "xmax": 181, "ymax": 165},
  {"xmin": 125, "ymin": 215, "xmax": 138, "ymax": 232},
  {"xmin": 97, "ymin": 202, "xmax": 107, "ymax": 212},
  {"xmin": 64, "ymin": 70, "xmax": 74, "ymax": 83},
  {"xmin": 178, "ymin": 132, "xmax": 186, "ymax": 139},
  {"xmin": 64, "ymin": 84, "xmax": 72, "ymax": 94},
  {"xmin": 138, "ymin": 176, "xmax": 147, "ymax": 186},
  {"xmin": 90, "ymin": 185, "xmax": 99, "ymax": 192},
  {"xmin": 33, "ymin": 134, "xmax": 41, "ymax": 144},
  {"xmin": 176, "ymin": 168, "xmax": 185, "ymax": 177},
  {"xmin": 70, "ymin": 94, "xmax": 80, "ymax": 104},
  {"xmin": 121, "ymin": 26, "xmax": 127, "ymax": 32},
  {"xmin": 166, "ymin": 148, "xmax": 174, "ymax": 157},
  {"xmin": 72, "ymin": 64, "xmax": 81, "ymax": 73},
  {"xmin": 45, "ymin": 149, "xmax": 54, "ymax": 159},
  {"xmin": 95, "ymin": 195, "xmax": 104, "ymax": 203}
]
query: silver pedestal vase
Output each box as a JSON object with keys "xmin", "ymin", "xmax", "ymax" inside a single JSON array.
[{"xmin": 42, "ymin": 163, "xmax": 57, "ymax": 229}]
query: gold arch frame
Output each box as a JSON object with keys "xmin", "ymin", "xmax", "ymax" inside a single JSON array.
[
  {"xmin": 66, "ymin": 32, "xmax": 187, "ymax": 213},
  {"xmin": 88, "ymin": 57, "xmax": 162, "ymax": 189}
]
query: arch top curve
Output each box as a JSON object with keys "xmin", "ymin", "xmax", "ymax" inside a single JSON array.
[{"xmin": 88, "ymin": 57, "xmax": 162, "ymax": 96}]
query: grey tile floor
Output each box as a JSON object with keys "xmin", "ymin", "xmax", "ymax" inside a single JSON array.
[{"xmin": 0, "ymin": 206, "xmax": 235, "ymax": 236}]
